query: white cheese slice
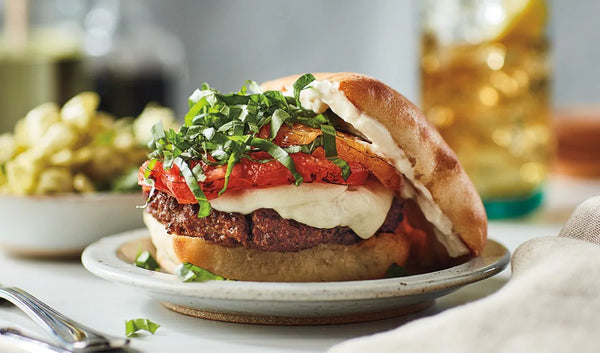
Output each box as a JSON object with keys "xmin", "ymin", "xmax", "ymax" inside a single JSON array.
[{"xmin": 211, "ymin": 180, "xmax": 394, "ymax": 239}]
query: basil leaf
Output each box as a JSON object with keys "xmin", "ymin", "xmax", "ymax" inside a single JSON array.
[
  {"xmin": 202, "ymin": 127, "xmax": 216, "ymax": 141},
  {"xmin": 125, "ymin": 318, "xmax": 160, "ymax": 337},
  {"xmin": 134, "ymin": 251, "xmax": 159, "ymax": 271},
  {"xmin": 283, "ymin": 145, "xmax": 303, "ymax": 154},
  {"xmin": 150, "ymin": 121, "xmax": 166, "ymax": 146},
  {"xmin": 270, "ymin": 109, "xmax": 290, "ymax": 139},
  {"xmin": 191, "ymin": 163, "xmax": 206, "ymax": 182},
  {"xmin": 291, "ymin": 116, "xmax": 321, "ymax": 128},
  {"xmin": 219, "ymin": 148, "xmax": 241, "ymax": 196},
  {"xmin": 176, "ymin": 262, "xmax": 227, "ymax": 282},
  {"xmin": 384, "ymin": 263, "xmax": 410, "ymax": 278},
  {"xmin": 314, "ymin": 113, "xmax": 328, "ymax": 124},
  {"xmin": 173, "ymin": 158, "xmax": 210, "ymax": 217},
  {"xmin": 250, "ymin": 137, "xmax": 303, "ymax": 185},
  {"xmin": 320, "ymin": 124, "xmax": 351, "ymax": 180},
  {"xmin": 219, "ymin": 93, "xmax": 251, "ymax": 106},
  {"xmin": 143, "ymin": 159, "xmax": 158, "ymax": 179},
  {"xmin": 188, "ymin": 88, "xmax": 212, "ymax": 106},
  {"xmin": 263, "ymin": 90, "xmax": 289, "ymax": 108},
  {"xmin": 243, "ymin": 80, "xmax": 262, "ymax": 94},
  {"xmin": 184, "ymin": 96, "xmax": 209, "ymax": 126},
  {"xmin": 293, "ymin": 73, "xmax": 316, "ymax": 104}
]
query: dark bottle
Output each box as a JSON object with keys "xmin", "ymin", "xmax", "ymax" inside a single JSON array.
[{"xmin": 83, "ymin": 0, "xmax": 185, "ymax": 118}]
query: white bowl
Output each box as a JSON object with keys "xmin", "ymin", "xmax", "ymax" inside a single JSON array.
[{"xmin": 0, "ymin": 193, "xmax": 145, "ymax": 257}]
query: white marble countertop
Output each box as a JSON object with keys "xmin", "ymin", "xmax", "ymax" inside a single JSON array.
[{"xmin": 1, "ymin": 175, "xmax": 598, "ymax": 353}]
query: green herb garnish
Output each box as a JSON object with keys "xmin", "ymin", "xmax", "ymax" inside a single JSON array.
[
  {"xmin": 173, "ymin": 157, "xmax": 210, "ymax": 217},
  {"xmin": 134, "ymin": 251, "xmax": 160, "ymax": 271},
  {"xmin": 320, "ymin": 124, "xmax": 351, "ymax": 180},
  {"xmin": 293, "ymin": 72, "xmax": 317, "ymax": 104},
  {"xmin": 385, "ymin": 263, "xmax": 410, "ymax": 278},
  {"xmin": 176, "ymin": 262, "xmax": 227, "ymax": 282},
  {"xmin": 146, "ymin": 73, "xmax": 351, "ymax": 217},
  {"xmin": 125, "ymin": 318, "xmax": 160, "ymax": 337}
]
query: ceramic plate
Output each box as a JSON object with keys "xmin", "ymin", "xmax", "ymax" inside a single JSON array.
[{"xmin": 82, "ymin": 230, "xmax": 510, "ymax": 325}]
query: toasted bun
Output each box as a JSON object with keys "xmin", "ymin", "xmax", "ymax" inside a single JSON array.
[
  {"xmin": 144, "ymin": 212, "xmax": 409, "ymax": 282},
  {"xmin": 262, "ymin": 73, "xmax": 487, "ymax": 256}
]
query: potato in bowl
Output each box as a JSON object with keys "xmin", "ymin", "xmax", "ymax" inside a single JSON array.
[{"xmin": 0, "ymin": 92, "xmax": 178, "ymax": 256}]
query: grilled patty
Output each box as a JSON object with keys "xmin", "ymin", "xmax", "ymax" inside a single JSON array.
[{"xmin": 145, "ymin": 189, "xmax": 404, "ymax": 252}]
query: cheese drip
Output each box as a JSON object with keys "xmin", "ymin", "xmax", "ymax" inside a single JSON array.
[
  {"xmin": 210, "ymin": 179, "xmax": 394, "ymax": 238},
  {"xmin": 299, "ymin": 80, "xmax": 470, "ymax": 257}
]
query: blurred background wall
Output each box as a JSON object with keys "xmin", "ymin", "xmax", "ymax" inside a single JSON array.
[
  {"xmin": 548, "ymin": 0, "xmax": 600, "ymax": 106},
  {"xmin": 149, "ymin": 0, "xmax": 417, "ymax": 114},
  {"xmin": 148, "ymin": 0, "xmax": 598, "ymax": 114}
]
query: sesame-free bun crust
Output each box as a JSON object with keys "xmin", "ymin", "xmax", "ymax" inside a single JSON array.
[
  {"xmin": 145, "ymin": 212, "xmax": 409, "ymax": 282},
  {"xmin": 262, "ymin": 73, "xmax": 487, "ymax": 255}
]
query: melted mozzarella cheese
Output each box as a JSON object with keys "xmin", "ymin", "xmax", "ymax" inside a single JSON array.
[
  {"xmin": 210, "ymin": 180, "xmax": 394, "ymax": 239},
  {"xmin": 299, "ymin": 80, "xmax": 469, "ymax": 257}
]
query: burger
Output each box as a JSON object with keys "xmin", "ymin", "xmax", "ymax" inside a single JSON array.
[{"xmin": 138, "ymin": 72, "xmax": 487, "ymax": 282}]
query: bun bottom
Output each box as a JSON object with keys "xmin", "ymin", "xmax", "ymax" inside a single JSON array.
[{"xmin": 144, "ymin": 212, "xmax": 410, "ymax": 282}]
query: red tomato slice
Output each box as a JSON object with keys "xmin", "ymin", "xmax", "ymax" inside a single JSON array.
[
  {"xmin": 274, "ymin": 124, "xmax": 403, "ymax": 191},
  {"xmin": 139, "ymin": 124, "xmax": 403, "ymax": 204},
  {"xmin": 139, "ymin": 150, "xmax": 370, "ymax": 204}
]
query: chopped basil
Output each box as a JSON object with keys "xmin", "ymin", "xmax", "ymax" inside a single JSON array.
[
  {"xmin": 384, "ymin": 263, "xmax": 410, "ymax": 278},
  {"xmin": 125, "ymin": 318, "xmax": 160, "ymax": 337},
  {"xmin": 292, "ymin": 73, "xmax": 316, "ymax": 104},
  {"xmin": 146, "ymin": 73, "xmax": 351, "ymax": 217},
  {"xmin": 249, "ymin": 137, "xmax": 303, "ymax": 185},
  {"xmin": 134, "ymin": 251, "xmax": 160, "ymax": 271},
  {"xmin": 270, "ymin": 109, "xmax": 290, "ymax": 139},
  {"xmin": 320, "ymin": 124, "xmax": 351, "ymax": 180},
  {"xmin": 173, "ymin": 157, "xmax": 210, "ymax": 217},
  {"xmin": 176, "ymin": 263, "xmax": 227, "ymax": 282}
]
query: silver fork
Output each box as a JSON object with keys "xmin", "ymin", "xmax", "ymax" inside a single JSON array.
[
  {"xmin": 1, "ymin": 327, "xmax": 72, "ymax": 353},
  {"xmin": 0, "ymin": 286, "xmax": 129, "ymax": 352}
]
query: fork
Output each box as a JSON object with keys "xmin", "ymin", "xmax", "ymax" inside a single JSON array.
[
  {"xmin": 0, "ymin": 286, "xmax": 129, "ymax": 352},
  {"xmin": 0, "ymin": 327, "xmax": 72, "ymax": 353}
]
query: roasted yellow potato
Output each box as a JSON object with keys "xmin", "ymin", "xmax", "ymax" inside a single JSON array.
[{"xmin": 0, "ymin": 93, "xmax": 178, "ymax": 195}]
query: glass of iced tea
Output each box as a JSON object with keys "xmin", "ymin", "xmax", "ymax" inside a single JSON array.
[{"xmin": 420, "ymin": 0, "xmax": 552, "ymax": 218}]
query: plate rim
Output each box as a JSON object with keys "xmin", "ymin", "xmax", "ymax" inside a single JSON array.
[{"xmin": 82, "ymin": 229, "xmax": 510, "ymax": 302}]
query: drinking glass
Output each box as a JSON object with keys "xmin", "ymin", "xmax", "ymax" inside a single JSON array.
[{"xmin": 420, "ymin": 0, "xmax": 552, "ymax": 218}]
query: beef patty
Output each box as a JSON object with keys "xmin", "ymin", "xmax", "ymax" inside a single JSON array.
[{"xmin": 145, "ymin": 189, "xmax": 404, "ymax": 252}]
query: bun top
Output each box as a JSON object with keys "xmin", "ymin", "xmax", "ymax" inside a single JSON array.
[{"xmin": 262, "ymin": 72, "xmax": 487, "ymax": 256}]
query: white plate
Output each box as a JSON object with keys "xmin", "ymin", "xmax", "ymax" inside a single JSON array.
[
  {"xmin": 82, "ymin": 229, "xmax": 510, "ymax": 325},
  {"xmin": 0, "ymin": 193, "xmax": 144, "ymax": 257}
]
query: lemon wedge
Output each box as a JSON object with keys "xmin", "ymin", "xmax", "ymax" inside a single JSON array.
[{"xmin": 493, "ymin": 0, "xmax": 548, "ymax": 42}]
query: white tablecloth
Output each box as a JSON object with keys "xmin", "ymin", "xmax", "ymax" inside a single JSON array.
[{"xmin": 1, "ymin": 175, "xmax": 598, "ymax": 353}]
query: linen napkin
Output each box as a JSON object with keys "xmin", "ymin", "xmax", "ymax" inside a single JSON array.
[{"xmin": 329, "ymin": 196, "xmax": 600, "ymax": 353}]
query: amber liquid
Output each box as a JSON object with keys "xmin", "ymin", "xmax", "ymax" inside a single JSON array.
[{"xmin": 421, "ymin": 35, "xmax": 552, "ymax": 203}]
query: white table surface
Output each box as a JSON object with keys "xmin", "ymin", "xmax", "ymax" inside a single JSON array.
[{"xmin": 1, "ymin": 175, "xmax": 599, "ymax": 353}]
